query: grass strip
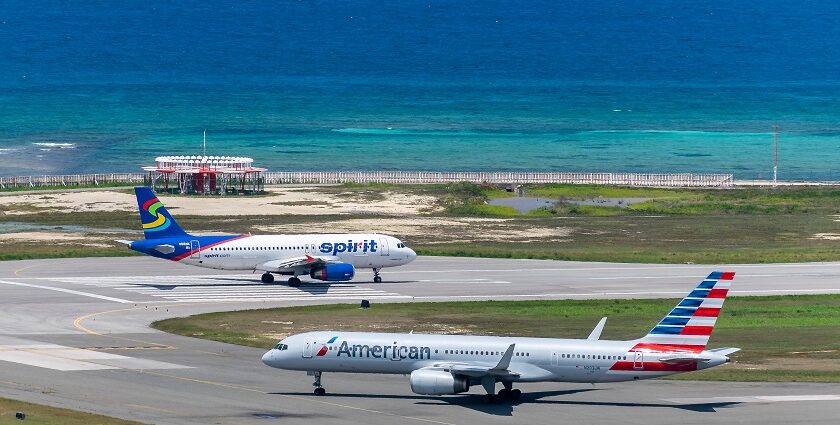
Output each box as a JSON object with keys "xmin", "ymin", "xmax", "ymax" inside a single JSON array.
[{"xmin": 0, "ymin": 396, "xmax": 146, "ymax": 424}]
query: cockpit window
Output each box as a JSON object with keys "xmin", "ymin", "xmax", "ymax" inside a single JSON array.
[
  {"xmin": 273, "ymin": 343, "xmax": 288, "ymax": 351},
  {"xmin": 397, "ymin": 243, "xmax": 405, "ymax": 248}
]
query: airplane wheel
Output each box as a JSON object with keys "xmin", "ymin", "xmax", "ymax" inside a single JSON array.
[
  {"xmin": 313, "ymin": 387, "xmax": 326, "ymax": 396},
  {"xmin": 261, "ymin": 273, "xmax": 274, "ymax": 284},
  {"xmin": 510, "ymin": 389, "xmax": 522, "ymax": 400},
  {"xmin": 373, "ymin": 276, "xmax": 382, "ymax": 283},
  {"xmin": 288, "ymin": 277, "xmax": 302, "ymax": 287},
  {"xmin": 497, "ymin": 388, "xmax": 510, "ymax": 399}
]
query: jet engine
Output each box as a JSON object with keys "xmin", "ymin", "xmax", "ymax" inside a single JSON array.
[
  {"xmin": 409, "ymin": 370, "xmax": 469, "ymax": 395},
  {"xmin": 309, "ymin": 263, "xmax": 355, "ymax": 281}
]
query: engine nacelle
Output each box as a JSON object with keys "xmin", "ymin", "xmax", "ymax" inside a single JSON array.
[
  {"xmin": 409, "ymin": 369, "xmax": 469, "ymax": 395},
  {"xmin": 310, "ymin": 263, "xmax": 355, "ymax": 281}
]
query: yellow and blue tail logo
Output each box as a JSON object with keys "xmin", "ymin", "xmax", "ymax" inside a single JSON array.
[{"xmin": 134, "ymin": 187, "xmax": 189, "ymax": 239}]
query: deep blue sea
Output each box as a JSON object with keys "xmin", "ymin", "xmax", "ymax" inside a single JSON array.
[{"xmin": 2, "ymin": 1, "xmax": 840, "ymax": 179}]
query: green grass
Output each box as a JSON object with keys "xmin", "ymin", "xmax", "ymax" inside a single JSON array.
[
  {"xmin": 524, "ymin": 184, "xmax": 696, "ymax": 199},
  {"xmin": 0, "ymin": 397, "xmax": 145, "ymax": 424},
  {"xmin": 152, "ymin": 295, "xmax": 840, "ymax": 382}
]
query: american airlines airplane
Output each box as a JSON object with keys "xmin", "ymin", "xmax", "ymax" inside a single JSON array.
[
  {"xmin": 262, "ymin": 271, "xmax": 738, "ymax": 403},
  {"xmin": 121, "ymin": 187, "xmax": 416, "ymax": 286}
]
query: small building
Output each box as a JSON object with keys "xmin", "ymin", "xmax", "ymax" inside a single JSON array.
[{"xmin": 143, "ymin": 155, "xmax": 266, "ymax": 195}]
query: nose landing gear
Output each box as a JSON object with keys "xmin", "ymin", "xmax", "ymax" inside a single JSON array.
[
  {"xmin": 312, "ymin": 371, "xmax": 325, "ymax": 396},
  {"xmin": 373, "ymin": 268, "xmax": 382, "ymax": 283}
]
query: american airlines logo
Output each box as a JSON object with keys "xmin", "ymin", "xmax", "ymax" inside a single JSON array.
[
  {"xmin": 319, "ymin": 240, "xmax": 378, "ymax": 255},
  {"xmin": 329, "ymin": 340, "xmax": 431, "ymax": 360}
]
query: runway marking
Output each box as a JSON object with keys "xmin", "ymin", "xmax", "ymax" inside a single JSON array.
[
  {"xmin": 0, "ymin": 337, "xmax": 189, "ymax": 371},
  {"xmin": 139, "ymin": 370, "xmax": 456, "ymax": 425},
  {"xmin": 664, "ymin": 394, "xmax": 840, "ymax": 404},
  {"xmin": 42, "ymin": 275, "xmax": 409, "ymax": 303},
  {"xmin": 0, "ymin": 279, "xmax": 133, "ymax": 303},
  {"xmin": 13, "ymin": 264, "xmax": 37, "ymax": 277},
  {"xmin": 126, "ymin": 403, "xmax": 182, "ymax": 415}
]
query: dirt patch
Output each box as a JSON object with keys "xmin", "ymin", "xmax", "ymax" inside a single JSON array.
[
  {"xmin": 0, "ymin": 231, "xmax": 114, "ymax": 248},
  {"xmin": 810, "ymin": 233, "xmax": 840, "ymax": 240}
]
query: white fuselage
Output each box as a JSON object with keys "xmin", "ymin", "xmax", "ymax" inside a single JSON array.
[
  {"xmin": 262, "ymin": 331, "xmax": 729, "ymax": 384},
  {"xmin": 182, "ymin": 233, "xmax": 415, "ymax": 271}
]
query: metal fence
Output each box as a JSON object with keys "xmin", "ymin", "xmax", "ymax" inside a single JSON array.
[
  {"xmin": 0, "ymin": 171, "xmax": 734, "ymax": 188},
  {"xmin": 262, "ymin": 171, "xmax": 734, "ymax": 187}
]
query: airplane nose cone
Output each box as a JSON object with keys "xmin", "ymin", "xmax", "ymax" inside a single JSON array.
[
  {"xmin": 261, "ymin": 350, "xmax": 274, "ymax": 366},
  {"xmin": 407, "ymin": 248, "xmax": 417, "ymax": 262}
]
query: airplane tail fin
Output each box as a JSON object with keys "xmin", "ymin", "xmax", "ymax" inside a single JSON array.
[
  {"xmin": 635, "ymin": 271, "xmax": 735, "ymax": 353},
  {"xmin": 134, "ymin": 187, "xmax": 189, "ymax": 240}
]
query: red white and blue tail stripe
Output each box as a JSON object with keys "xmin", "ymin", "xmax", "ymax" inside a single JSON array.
[{"xmin": 634, "ymin": 271, "xmax": 734, "ymax": 353}]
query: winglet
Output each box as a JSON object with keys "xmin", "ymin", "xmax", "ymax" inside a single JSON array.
[
  {"xmin": 587, "ymin": 317, "xmax": 608, "ymax": 340},
  {"xmin": 492, "ymin": 344, "xmax": 516, "ymax": 371}
]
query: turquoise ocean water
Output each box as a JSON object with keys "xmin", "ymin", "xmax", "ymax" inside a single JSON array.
[{"xmin": 2, "ymin": 1, "xmax": 840, "ymax": 179}]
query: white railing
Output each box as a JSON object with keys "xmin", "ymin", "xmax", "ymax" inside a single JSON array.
[
  {"xmin": 0, "ymin": 173, "xmax": 144, "ymax": 189},
  {"xmin": 262, "ymin": 171, "xmax": 734, "ymax": 187},
  {"xmin": 0, "ymin": 171, "xmax": 735, "ymax": 189}
]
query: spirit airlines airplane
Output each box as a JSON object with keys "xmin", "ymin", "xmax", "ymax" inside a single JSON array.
[
  {"xmin": 263, "ymin": 272, "xmax": 739, "ymax": 403},
  {"xmin": 122, "ymin": 187, "xmax": 416, "ymax": 286}
]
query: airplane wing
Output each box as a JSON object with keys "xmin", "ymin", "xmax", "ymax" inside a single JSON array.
[
  {"xmin": 430, "ymin": 344, "xmax": 520, "ymax": 378},
  {"xmin": 256, "ymin": 255, "xmax": 340, "ymax": 272}
]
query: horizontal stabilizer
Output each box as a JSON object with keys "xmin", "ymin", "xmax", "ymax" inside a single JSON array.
[
  {"xmin": 153, "ymin": 244, "xmax": 175, "ymax": 254},
  {"xmin": 114, "ymin": 240, "xmax": 132, "ymax": 245},
  {"xmin": 709, "ymin": 347, "xmax": 741, "ymax": 356},
  {"xmin": 658, "ymin": 354, "xmax": 713, "ymax": 364},
  {"xmin": 587, "ymin": 317, "xmax": 608, "ymax": 340}
]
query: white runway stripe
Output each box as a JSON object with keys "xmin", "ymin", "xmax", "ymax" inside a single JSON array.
[
  {"xmin": 0, "ymin": 279, "xmax": 132, "ymax": 303},
  {"xmin": 38, "ymin": 275, "xmax": 406, "ymax": 303}
]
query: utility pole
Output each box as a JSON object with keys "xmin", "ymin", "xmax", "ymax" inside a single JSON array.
[{"xmin": 773, "ymin": 125, "xmax": 779, "ymax": 186}]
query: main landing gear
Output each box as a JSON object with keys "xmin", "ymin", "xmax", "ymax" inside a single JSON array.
[
  {"xmin": 481, "ymin": 381, "xmax": 522, "ymax": 404},
  {"xmin": 260, "ymin": 273, "xmax": 301, "ymax": 287},
  {"xmin": 373, "ymin": 268, "xmax": 382, "ymax": 283},
  {"xmin": 312, "ymin": 371, "xmax": 325, "ymax": 396}
]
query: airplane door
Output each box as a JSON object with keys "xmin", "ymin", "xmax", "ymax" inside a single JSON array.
[
  {"xmin": 190, "ymin": 240, "xmax": 200, "ymax": 259},
  {"xmin": 303, "ymin": 338, "xmax": 314, "ymax": 358},
  {"xmin": 305, "ymin": 244, "xmax": 311, "ymax": 255},
  {"xmin": 633, "ymin": 351, "xmax": 644, "ymax": 370},
  {"xmin": 379, "ymin": 238, "xmax": 389, "ymax": 256},
  {"xmin": 551, "ymin": 352, "xmax": 558, "ymax": 366}
]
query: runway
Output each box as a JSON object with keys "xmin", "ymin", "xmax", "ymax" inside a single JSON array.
[{"xmin": 0, "ymin": 256, "xmax": 838, "ymax": 424}]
